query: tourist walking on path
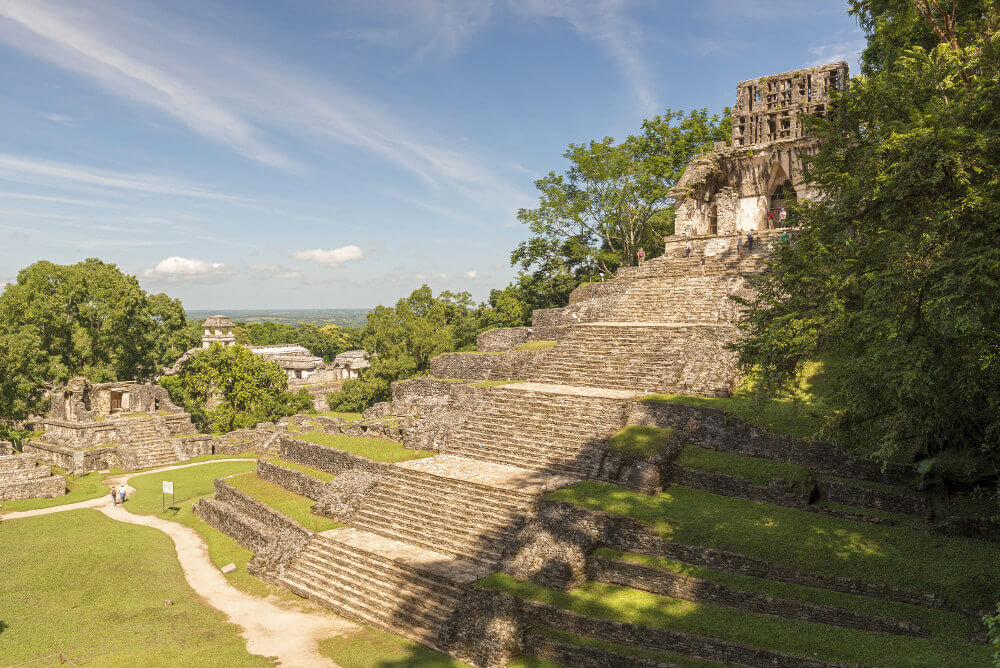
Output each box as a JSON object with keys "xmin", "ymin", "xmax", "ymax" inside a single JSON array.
[
  {"xmin": 747, "ymin": 230, "xmax": 755, "ymax": 252},
  {"xmin": 637, "ymin": 247, "xmax": 646, "ymax": 264},
  {"xmin": 110, "ymin": 485, "xmax": 118, "ymax": 506},
  {"xmin": 736, "ymin": 233, "xmax": 743, "ymax": 257},
  {"xmin": 118, "ymin": 485, "xmax": 127, "ymax": 505},
  {"xmin": 684, "ymin": 241, "xmax": 692, "ymax": 258}
]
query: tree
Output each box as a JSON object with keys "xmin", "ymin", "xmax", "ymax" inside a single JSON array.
[
  {"xmin": 0, "ymin": 259, "xmax": 195, "ymax": 384},
  {"xmin": 328, "ymin": 286, "xmax": 485, "ymax": 410},
  {"xmin": 237, "ymin": 322, "xmax": 357, "ymax": 362},
  {"xmin": 160, "ymin": 344, "xmax": 310, "ymax": 433},
  {"xmin": 512, "ymin": 108, "xmax": 731, "ymax": 295},
  {"xmin": 0, "ymin": 324, "xmax": 48, "ymax": 423},
  {"xmin": 733, "ymin": 4, "xmax": 1000, "ymax": 482},
  {"xmin": 986, "ymin": 603, "xmax": 1000, "ymax": 667}
]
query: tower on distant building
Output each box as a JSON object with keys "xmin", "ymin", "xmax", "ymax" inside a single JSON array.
[{"xmin": 202, "ymin": 315, "xmax": 236, "ymax": 348}]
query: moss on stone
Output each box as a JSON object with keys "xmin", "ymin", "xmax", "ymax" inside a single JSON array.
[{"xmin": 608, "ymin": 426, "xmax": 676, "ymax": 459}]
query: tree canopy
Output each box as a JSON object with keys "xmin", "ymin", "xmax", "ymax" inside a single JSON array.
[
  {"xmin": 734, "ymin": 2, "xmax": 1000, "ymax": 483},
  {"xmin": 159, "ymin": 344, "xmax": 311, "ymax": 433},
  {"xmin": 0, "ymin": 259, "xmax": 198, "ymax": 422},
  {"xmin": 328, "ymin": 286, "xmax": 490, "ymax": 411},
  {"xmin": 237, "ymin": 322, "xmax": 357, "ymax": 362},
  {"xmin": 510, "ymin": 108, "xmax": 731, "ymax": 307}
]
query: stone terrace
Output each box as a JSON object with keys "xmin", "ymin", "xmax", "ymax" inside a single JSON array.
[{"xmin": 0, "ymin": 454, "xmax": 65, "ymax": 501}]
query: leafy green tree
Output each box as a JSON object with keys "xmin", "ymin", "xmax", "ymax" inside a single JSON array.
[
  {"xmin": 0, "ymin": 324, "xmax": 48, "ymax": 424},
  {"xmin": 160, "ymin": 344, "xmax": 310, "ymax": 433},
  {"xmin": 237, "ymin": 322, "xmax": 357, "ymax": 362},
  {"xmin": 734, "ymin": 4, "xmax": 1000, "ymax": 480},
  {"xmin": 0, "ymin": 259, "xmax": 194, "ymax": 384},
  {"xmin": 328, "ymin": 286, "xmax": 484, "ymax": 410},
  {"xmin": 986, "ymin": 603, "xmax": 1000, "ymax": 667},
  {"xmin": 512, "ymin": 108, "xmax": 731, "ymax": 294}
]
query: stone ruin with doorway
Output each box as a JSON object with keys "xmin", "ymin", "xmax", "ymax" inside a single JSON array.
[
  {"xmin": 24, "ymin": 377, "xmax": 211, "ymax": 473},
  {"xmin": 670, "ymin": 61, "xmax": 847, "ymax": 237}
]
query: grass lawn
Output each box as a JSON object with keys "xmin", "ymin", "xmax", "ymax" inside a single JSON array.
[
  {"xmin": 471, "ymin": 380, "xmax": 526, "ymax": 388},
  {"xmin": 314, "ymin": 411, "xmax": 363, "ymax": 422},
  {"xmin": 608, "ymin": 426, "xmax": 676, "ymax": 459},
  {"xmin": 295, "ymin": 432, "xmax": 433, "ymax": 463},
  {"xmin": 677, "ymin": 445, "xmax": 813, "ymax": 485},
  {"xmin": 641, "ymin": 358, "xmax": 835, "ymax": 439},
  {"xmin": 0, "ymin": 467, "xmax": 109, "ymax": 513},
  {"xmin": 319, "ymin": 626, "xmax": 562, "ymax": 668},
  {"xmin": 480, "ymin": 574, "xmax": 991, "ymax": 667},
  {"xmin": 124, "ymin": 460, "xmax": 274, "ymax": 597},
  {"xmin": 227, "ymin": 472, "xmax": 342, "ymax": 532},
  {"xmin": 266, "ymin": 457, "xmax": 338, "ymax": 482},
  {"xmin": 0, "ymin": 510, "xmax": 272, "ymax": 666},
  {"xmin": 515, "ymin": 340, "xmax": 557, "ymax": 351},
  {"xmin": 547, "ymin": 481, "xmax": 1000, "ymax": 610}
]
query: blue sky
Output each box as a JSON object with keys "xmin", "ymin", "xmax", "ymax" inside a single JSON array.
[{"xmin": 0, "ymin": 0, "xmax": 864, "ymax": 309}]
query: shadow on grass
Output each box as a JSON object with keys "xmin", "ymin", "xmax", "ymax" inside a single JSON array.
[{"xmin": 0, "ymin": 620, "xmax": 7, "ymax": 634}]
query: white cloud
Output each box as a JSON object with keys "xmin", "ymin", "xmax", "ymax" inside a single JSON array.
[
  {"xmin": 465, "ymin": 270, "xmax": 479, "ymax": 279},
  {"xmin": 40, "ymin": 112, "xmax": 74, "ymax": 125},
  {"xmin": 413, "ymin": 272, "xmax": 450, "ymax": 281},
  {"xmin": 810, "ymin": 37, "xmax": 866, "ymax": 68},
  {"xmin": 293, "ymin": 245, "xmax": 365, "ymax": 267},
  {"xmin": 143, "ymin": 256, "xmax": 234, "ymax": 281}
]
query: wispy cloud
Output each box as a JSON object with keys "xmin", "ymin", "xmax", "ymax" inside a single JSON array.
[
  {"xmin": 143, "ymin": 256, "xmax": 234, "ymax": 282},
  {"xmin": 0, "ymin": 0, "xmax": 525, "ymax": 207},
  {"xmin": 510, "ymin": 0, "xmax": 658, "ymax": 116},
  {"xmin": 0, "ymin": 154, "xmax": 240, "ymax": 202},
  {"xmin": 40, "ymin": 112, "xmax": 75, "ymax": 125},
  {"xmin": 293, "ymin": 245, "xmax": 365, "ymax": 267}
]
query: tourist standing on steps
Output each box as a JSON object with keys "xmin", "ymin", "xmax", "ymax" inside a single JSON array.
[
  {"xmin": 736, "ymin": 233, "xmax": 743, "ymax": 257},
  {"xmin": 780, "ymin": 207, "xmax": 788, "ymax": 223},
  {"xmin": 684, "ymin": 241, "xmax": 692, "ymax": 257},
  {"xmin": 637, "ymin": 247, "xmax": 646, "ymax": 264},
  {"xmin": 699, "ymin": 254, "xmax": 706, "ymax": 275},
  {"xmin": 767, "ymin": 210, "xmax": 775, "ymax": 227},
  {"xmin": 747, "ymin": 230, "xmax": 755, "ymax": 252}
]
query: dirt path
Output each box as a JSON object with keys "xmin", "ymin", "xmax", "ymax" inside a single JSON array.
[{"xmin": 3, "ymin": 459, "xmax": 356, "ymax": 667}]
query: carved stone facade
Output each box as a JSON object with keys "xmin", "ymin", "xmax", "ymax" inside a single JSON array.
[
  {"xmin": 202, "ymin": 314, "xmax": 237, "ymax": 347},
  {"xmin": 671, "ymin": 62, "xmax": 848, "ymax": 237}
]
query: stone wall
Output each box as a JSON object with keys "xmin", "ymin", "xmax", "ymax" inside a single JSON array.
[
  {"xmin": 438, "ymin": 589, "xmax": 525, "ymax": 668},
  {"xmin": 535, "ymin": 499, "xmax": 951, "ymax": 610},
  {"xmin": 524, "ymin": 635, "xmax": 670, "ymax": 668},
  {"xmin": 22, "ymin": 440, "xmax": 117, "ymax": 471},
  {"xmin": 429, "ymin": 350, "xmax": 549, "ymax": 382},
  {"xmin": 523, "ymin": 601, "xmax": 844, "ymax": 668},
  {"xmin": 476, "ymin": 327, "xmax": 530, "ymax": 352},
  {"xmin": 39, "ymin": 420, "xmax": 119, "ymax": 449},
  {"xmin": 0, "ymin": 454, "xmax": 67, "ymax": 501},
  {"xmin": 279, "ymin": 434, "xmax": 389, "ymax": 476},
  {"xmin": 587, "ymin": 555, "xmax": 926, "ymax": 637},
  {"xmin": 194, "ymin": 497, "xmax": 274, "ymax": 554},
  {"xmin": 627, "ymin": 400, "xmax": 913, "ymax": 485},
  {"xmin": 0, "ymin": 441, "xmax": 12, "ymax": 456},
  {"xmin": 257, "ymin": 459, "xmax": 328, "ymax": 500}
]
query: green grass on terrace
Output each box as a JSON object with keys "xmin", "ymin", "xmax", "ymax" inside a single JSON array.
[
  {"xmin": 514, "ymin": 340, "xmax": 557, "ymax": 351},
  {"xmin": 319, "ymin": 625, "xmax": 560, "ymax": 668},
  {"xmin": 479, "ymin": 573, "xmax": 990, "ymax": 667},
  {"xmin": 227, "ymin": 471, "xmax": 341, "ymax": 532},
  {"xmin": 266, "ymin": 456, "xmax": 338, "ymax": 482},
  {"xmin": 608, "ymin": 426, "xmax": 676, "ymax": 459},
  {"xmin": 295, "ymin": 431, "xmax": 433, "ymax": 463},
  {"xmin": 641, "ymin": 358, "xmax": 836, "ymax": 439},
  {"xmin": 471, "ymin": 380, "xmax": 526, "ymax": 388},
  {"xmin": 313, "ymin": 411, "xmax": 363, "ymax": 422},
  {"xmin": 677, "ymin": 445, "xmax": 813, "ymax": 486},
  {"xmin": 0, "ymin": 510, "xmax": 271, "ymax": 666},
  {"xmin": 594, "ymin": 549, "xmax": 976, "ymax": 640},
  {"xmin": 0, "ymin": 466, "xmax": 109, "ymax": 513},
  {"xmin": 124, "ymin": 460, "xmax": 275, "ymax": 597},
  {"xmin": 546, "ymin": 481, "xmax": 1000, "ymax": 611}
]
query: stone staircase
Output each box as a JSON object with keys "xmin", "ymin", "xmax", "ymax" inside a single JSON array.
[
  {"xmin": 352, "ymin": 458, "xmax": 546, "ymax": 565},
  {"xmin": 445, "ymin": 386, "xmax": 631, "ymax": 476},
  {"xmin": 116, "ymin": 416, "xmax": 187, "ymax": 469},
  {"xmin": 530, "ymin": 323, "xmax": 737, "ymax": 397},
  {"xmin": 273, "ymin": 528, "xmax": 481, "ymax": 648}
]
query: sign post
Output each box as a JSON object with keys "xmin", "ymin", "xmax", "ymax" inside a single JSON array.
[{"xmin": 162, "ymin": 480, "xmax": 174, "ymax": 513}]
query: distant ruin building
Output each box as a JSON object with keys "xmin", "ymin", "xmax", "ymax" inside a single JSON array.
[
  {"xmin": 28, "ymin": 377, "xmax": 211, "ymax": 471},
  {"xmin": 201, "ymin": 314, "xmax": 237, "ymax": 347},
  {"xmin": 671, "ymin": 62, "xmax": 848, "ymax": 237}
]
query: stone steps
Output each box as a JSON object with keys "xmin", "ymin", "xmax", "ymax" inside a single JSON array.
[{"xmin": 276, "ymin": 532, "xmax": 466, "ymax": 646}]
